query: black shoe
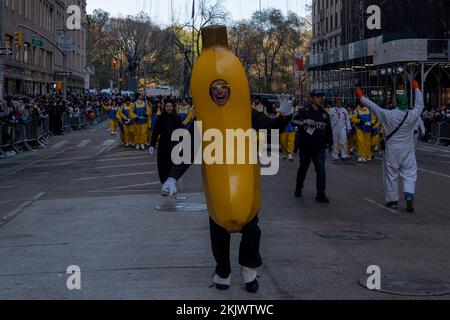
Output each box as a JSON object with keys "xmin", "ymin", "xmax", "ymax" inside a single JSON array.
[
  {"xmin": 294, "ymin": 190, "xmax": 302, "ymax": 198},
  {"xmin": 316, "ymin": 194, "xmax": 330, "ymax": 203},
  {"xmin": 406, "ymin": 200, "xmax": 415, "ymax": 212},
  {"xmin": 245, "ymin": 279, "xmax": 259, "ymax": 293},
  {"xmin": 385, "ymin": 201, "xmax": 398, "ymax": 209}
]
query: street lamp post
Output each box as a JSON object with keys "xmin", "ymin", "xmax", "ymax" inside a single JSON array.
[
  {"xmin": 0, "ymin": 2, "xmax": 4, "ymax": 100},
  {"xmin": 18, "ymin": 24, "xmax": 68, "ymax": 100}
]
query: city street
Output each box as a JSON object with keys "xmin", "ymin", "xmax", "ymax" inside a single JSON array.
[{"xmin": 0, "ymin": 123, "xmax": 449, "ymax": 299}]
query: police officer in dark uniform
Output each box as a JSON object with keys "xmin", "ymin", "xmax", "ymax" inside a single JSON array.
[{"xmin": 292, "ymin": 90, "xmax": 333, "ymax": 203}]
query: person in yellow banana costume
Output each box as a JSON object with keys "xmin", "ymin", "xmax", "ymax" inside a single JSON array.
[{"xmin": 159, "ymin": 25, "xmax": 293, "ymax": 293}]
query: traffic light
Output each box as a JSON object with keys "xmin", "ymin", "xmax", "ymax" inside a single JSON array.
[
  {"xmin": 112, "ymin": 59, "xmax": 117, "ymax": 70},
  {"xmin": 14, "ymin": 31, "xmax": 23, "ymax": 47},
  {"xmin": 56, "ymin": 81, "xmax": 64, "ymax": 91}
]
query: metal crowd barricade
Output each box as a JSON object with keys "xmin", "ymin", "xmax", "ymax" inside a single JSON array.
[
  {"xmin": 70, "ymin": 114, "xmax": 81, "ymax": 130},
  {"xmin": 39, "ymin": 115, "xmax": 50, "ymax": 147},
  {"xmin": 24, "ymin": 119, "xmax": 38, "ymax": 151},
  {"xmin": 1, "ymin": 106, "xmax": 110, "ymax": 157},
  {"xmin": 0, "ymin": 120, "xmax": 12, "ymax": 153},
  {"xmin": 430, "ymin": 121, "xmax": 450, "ymax": 145},
  {"xmin": 79, "ymin": 111, "xmax": 88, "ymax": 129},
  {"xmin": 62, "ymin": 112, "xmax": 70, "ymax": 133}
]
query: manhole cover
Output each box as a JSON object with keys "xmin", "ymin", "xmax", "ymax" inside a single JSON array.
[
  {"xmin": 154, "ymin": 203, "xmax": 207, "ymax": 212},
  {"xmin": 315, "ymin": 230, "xmax": 385, "ymax": 241},
  {"xmin": 358, "ymin": 276, "xmax": 450, "ymax": 296}
]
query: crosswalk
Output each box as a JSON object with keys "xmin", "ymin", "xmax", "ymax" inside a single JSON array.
[{"xmin": 50, "ymin": 139, "xmax": 118, "ymax": 149}]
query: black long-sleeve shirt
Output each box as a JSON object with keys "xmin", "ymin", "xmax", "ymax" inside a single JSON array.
[
  {"xmin": 292, "ymin": 105, "xmax": 333, "ymax": 152},
  {"xmin": 150, "ymin": 113, "xmax": 183, "ymax": 152},
  {"xmin": 168, "ymin": 109, "xmax": 291, "ymax": 180}
]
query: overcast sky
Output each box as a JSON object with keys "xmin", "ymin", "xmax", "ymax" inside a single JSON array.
[{"xmin": 87, "ymin": 0, "xmax": 310, "ymax": 25}]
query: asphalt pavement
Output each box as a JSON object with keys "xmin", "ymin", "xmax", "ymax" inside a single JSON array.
[{"xmin": 0, "ymin": 122, "xmax": 449, "ymax": 299}]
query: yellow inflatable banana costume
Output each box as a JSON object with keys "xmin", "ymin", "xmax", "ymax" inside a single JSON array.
[{"xmin": 191, "ymin": 25, "xmax": 260, "ymax": 233}]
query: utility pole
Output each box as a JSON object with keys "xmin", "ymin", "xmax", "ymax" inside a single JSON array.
[
  {"xmin": 192, "ymin": 0, "xmax": 195, "ymax": 72},
  {"xmin": 62, "ymin": 25, "xmax": 68, "ymax": 101},
  {"xmin": 0, "ymin": 1, "xmax": 4, "ymax": 100}
]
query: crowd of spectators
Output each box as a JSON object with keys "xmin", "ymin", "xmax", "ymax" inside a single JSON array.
[{"xmin": 0, "ymin": 93, "xmax": 107, "ymax": 158}]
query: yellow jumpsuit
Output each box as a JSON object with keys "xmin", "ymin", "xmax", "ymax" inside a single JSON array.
[
  {"xmin": 177, "ymin": 104, "xmax": 195, "ymax": 128},
  {"xmin": 371, "ymin": 116, "xmax": 382, "ymax": 153},
  {"xmin": 102, "ymin": 103, "xmax": 118, "ymax": 134},
  {"xmin": 352, "ymin": 106, "xmax": 376, "ymax": 160},
  {"xmin": 133, "ymin": 100, "xmax": 152, "ymax": 146},
  {"xmin": 116, "ymin": 102, "xmax": 136, "ymax": 146}
]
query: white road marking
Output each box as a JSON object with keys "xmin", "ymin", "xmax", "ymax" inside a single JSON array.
[
  {"xmin": 74, "ymin": 171, "xmax": 158, "ymax": 181},
  {"xmin": 77, "ymin": 140, "xmax": 91, "ymax": 147},
  {"xmin": 102, "ymin": 151, "xmax": 148, "ymax": 158},
  {"xmin": 363, "ymin": 197, "xmax": 401, "ymax": 215},
  {"xmin": 91, "ymin": 162, "xmax": 156, "ymax": 170},
  {"xmin": 417, "ymin": 146, "xmax": 450, "ymax": 154},
  {"xmin": 42, "ymin": 156, "xmax": 90, "ymax": 162},
  {"xmin": 51, "ymin": 140, "xmax": 69, "ymax": 149},
  {"xmin": 87, "ymin": 189, "xmax": 160, "ymax": 193},
  {"xmin": 96, "ymin": 156, "xmax": 150, "ymax": 162},
  {"xmin": 31, "ymin": 162, "xmax": 76, "ymax": 168},
  {"xmin": 0, "ymin": 199, "xmax": 31, "ymax": 204},
  {"xmin": 101, "ymin": 139, "xmax": 116, "ymax": 147},
  {"xmin": 418, "ymin": 168, "xmax": 450, "ymax": 179},
  {"xmin": 94, "ymin": 141, "xmax": 119, "ymax": 157},
  {"xmin": 108, "ymin": 182, "xmax": 160, "ymax": 190},
  {"xmin": 2, "ymin": 148, "xmax": 72, "ymax": 177},
  {"xmin": 0, "ymin": 186, "xmax": 13, "ymax": 190},
  {"xmin": 0, "ymin": 192, "xmax": 45, "ymax": 227}
]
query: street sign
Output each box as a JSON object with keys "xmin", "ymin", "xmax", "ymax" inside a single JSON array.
[
  {"xmin": 32, "ymin": 39, "xmax": 43, "ymax": 47},
  {"xmin": 0, "ymin": 48, "xmax": 13, "ymax": 56},
  {"xmin": 58, "ymin": 36, "xmax": 73, "ymax": 50},
  {"xmin": 56, "ymin": 71, "xmax": 72, "ymax": 77}
]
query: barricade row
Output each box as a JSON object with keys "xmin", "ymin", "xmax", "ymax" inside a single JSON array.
[{"xmin": 0, "ymin": 109, "xmax": 106, "ymax": 155}]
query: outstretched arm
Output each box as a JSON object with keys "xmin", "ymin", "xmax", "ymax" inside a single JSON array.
[
  {"xmin": 410, "ymin": 81, "xmax": 425, "ymax": 119},
  {"xmin": 252, "ymin": 95, "xmax": 293, "ymax": 131}
]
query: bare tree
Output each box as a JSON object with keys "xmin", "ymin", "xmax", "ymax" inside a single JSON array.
[{"xmin": 192, "ymin": 0, "xmax": 229, "ymax": 57}]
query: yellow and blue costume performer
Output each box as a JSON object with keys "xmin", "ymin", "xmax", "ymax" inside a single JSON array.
[
  {"xmin": 133, "ymin": 98, "xmax": 151, "ymax": 149},
  {"xmin": 352, "ymin": 105, "xmax": 375, "ymax": 162}
]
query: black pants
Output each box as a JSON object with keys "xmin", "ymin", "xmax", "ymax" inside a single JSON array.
[
  {"xmin": 296, "ymin": 148, "xmax": 327, "ymax": 195},
  {"xmin": 157, "ymin": 149, "xmax": 174, "ymax": 183},
  {"xmin": 209, "ymin": 216, "xmax": 262, "ymax": 279}
]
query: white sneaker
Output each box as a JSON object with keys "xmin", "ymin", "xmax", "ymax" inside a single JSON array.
[
  {"xmin": 287, "ymin": 155, "xmax": 293, "ymax": 161},
  {"xmin": 212, "ymin": 273, "xmax": 231, "ymax": 290},
  {"xmin": 241, "ymin": 266, "xmax": 257, "ymax": 284},
  {"xmin": 358, "ymin": 157, "xmax": 364, "ymax": 163}
]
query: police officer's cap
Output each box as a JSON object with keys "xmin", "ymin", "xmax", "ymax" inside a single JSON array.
[{"xmin": 310, "ymin": 90, "xmax": 325, "ymax": 97}]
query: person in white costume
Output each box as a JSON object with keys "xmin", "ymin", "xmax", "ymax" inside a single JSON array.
[
  {"xmin": 329, "ymin": 98, "xmax": 351, "ymax": 161},
  {"xmin": 356, "ymin": 80, "xmax": 424, "ymax": 212}
]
